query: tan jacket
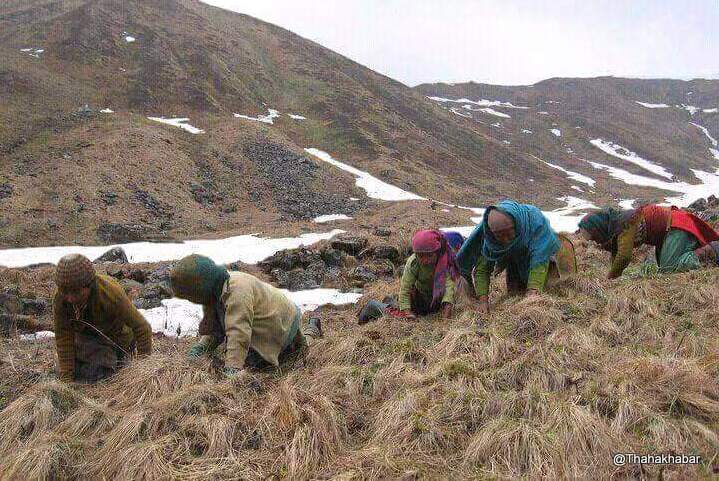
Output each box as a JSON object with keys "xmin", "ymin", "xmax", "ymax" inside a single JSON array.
[
  {"xmin": 220, "ymin": 272, "xmax": 298, "ymax": 369},
  {"xmin": 54, "ymin": 275, "xmax": 152, "ymax": 381}
]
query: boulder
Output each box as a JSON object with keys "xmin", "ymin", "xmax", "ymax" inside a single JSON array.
[
  {"xmin": 0, "ymin": 288, "xmax": 23, "ymax": 315},
  {"xmin": 286, "ymin": 269, "xmax": 322, "ymax": 290},
  {"xmin": 93, "ymin": 246, "xmax": 129, "ymax": 264},
  {"xmin": 140, "ymin": 282, "xmax": 173, "ymax": 302},
  {"xmin": 331, "ymin": 235, "xmax": 368, "ymax": 256},
  {"xmin": 21, "ymin": 298, "xmax": 49, "ymax": 316},
  {"xmin": 374, "ymin": 227, "xmax": 391, "ymax": 237},
  {"xmin": 349, "ymin": 266, "xmax": 377, "ymax": 286},
  {"xmin": 372, "ymin": 245, "xmax": 400, "ymax": 262},
  {"xmin": 321, "ymin": 248, "xmax": 345, "ymax": 267},
  {"xmin": 121, "ymin": 279, "xmax": 144, "ymax": 294}
]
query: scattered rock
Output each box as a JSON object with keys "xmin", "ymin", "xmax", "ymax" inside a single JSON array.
[
  {"xmin": 331, "ymin": 235, "xmax": 368, "ymax": 256},
  {"xmin": 190, "ymin": 182, "xmax": 223, "ymax": 206},
  {"xmin": 349, "ymin": 266, "xmax": 377, "ymax": 286},
  {"xmin": 243, "ymin": 141, "xmax": 359, "ymax": 220},
  {"xmin": 140, "ymin": 282, "xmax": 172, "ymax": 301},
  {"xmin": 99, "ymin": 191, "xmax": 118, "ymax": 206},
  {"xmin": 121, "ymin": 278, "xmax": 143, "ymax": 294},
  {"xmin": 0, "ymin": 288, "xmax": 23, "ymax": 315},
  {"xmin": 688, "ymin": 195, "xmax": 719, "ymax": 225},
  {"xmin": 372, "ymin": 245, "xmax": 400, "ymax": 262},
  {"xmin": 0, "ymin": 183, "xmax": 13, "ymax": 200},
  {"xmin": 129, "ymin": 268, "xmax": 147, "ymax": 283},
  {"xmin": 260, "ymin": 247, "xmax": 322, "ymax": 272},
  {"xmin": 286, "ymin": 268, "xmax": 323, "ymax": 290},
  {"xmin": 21, "ymin": 298, "xmax": 49, "ymax": 316},
  {"xmin": 94, "ymin": 247, "xmax": 129, "ymax": 264},
  {"xmin": 131, "ymin": 187, "xmax": 174, "ymax": 219},
  {"xmin": 97, "ymin": 223, "xmax": 149, "ymax": 243},
  {"xmin": 320, "ymin": 248, "xmax": 345, "ymax": 267},
  {"xmin": 374, "ymin": 227, "xmax": 391, "ymax": 237}
]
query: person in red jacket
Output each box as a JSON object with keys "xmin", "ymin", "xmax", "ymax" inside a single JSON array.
[{"xmin": 578, "ymin": 204, "xmax": 719, "ymax": 278}]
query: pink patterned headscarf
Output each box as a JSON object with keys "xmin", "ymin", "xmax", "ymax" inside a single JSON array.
[{"xmin": 411, "ymin": 230, "xmax": 460, "ymax": 308}]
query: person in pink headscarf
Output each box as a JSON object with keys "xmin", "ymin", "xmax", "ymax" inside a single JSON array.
[{"xmin": 392, "ymin": 229, "xmax": 461, "ymax": 318}]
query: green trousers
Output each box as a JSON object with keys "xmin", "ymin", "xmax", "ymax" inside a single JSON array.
[{"xmin": 656, "ymin": 229, "xmax": 701, "ymax": 273}]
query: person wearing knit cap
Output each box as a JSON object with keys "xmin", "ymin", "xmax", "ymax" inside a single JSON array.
[
  {"xmin": 578, "ymin": 204, "xmax": 719, "ymax": 278},
  {"xmin": 390, "ymin": 229, "xmax": 460, "ymax": 319},
  {"xmin": 53, "ymin": 254, "xmax": 152, "ymax": 382},
  {"xmin": 170, "ymin": 254, "xmax": 321, "ymax": 378},
  {"xmin": 456, "ymin": 200, "xmax": 577, "ymax": 315}
]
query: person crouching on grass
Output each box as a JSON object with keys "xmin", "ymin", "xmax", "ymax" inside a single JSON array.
[
  {"xmin": 456, "ymin": 200, "xmax": 577, "ymax": 316},
  {"xmin": 170, "ymin": 254, "xmax": 322, "ymax": 379},
  {"xmin": 387, "ymin": 229, "xmax": 460, "ymax": 319},
  {"xmin": 578, "ymin": 204, "xmax": 719, "ymax": 278},
  {"xmin": 53, "ymin": 254, "xmax": 153, "ymax": 383}
]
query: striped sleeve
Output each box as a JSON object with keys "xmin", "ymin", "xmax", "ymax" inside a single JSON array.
[{"xmin": 52, "ymin": 292, "xmax": 75, "ymax": 381}]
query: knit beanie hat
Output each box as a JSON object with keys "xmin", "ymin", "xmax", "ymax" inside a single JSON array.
[
  {"xmin": 55, "ymin": 254, "xmax": 96, "ymax": 291},
  {"xmin": 170, "ymin": 254, "xmax": 230, "ymax": 305}
]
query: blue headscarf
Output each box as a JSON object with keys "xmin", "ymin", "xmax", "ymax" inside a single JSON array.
[
  {"xmin": 442, "ymin": 231, "xmax": 465, "ymax": 254},
  {"xmin": 481, "ymin": 200, "xmax": 560, "ymax": 282},
  {"xmin": 456, "ymin": 224, "xmax": 485, "ymax": 281}
]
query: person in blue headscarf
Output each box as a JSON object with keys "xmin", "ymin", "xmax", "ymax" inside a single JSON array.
[{"xmin": 456, "ymin": 200, "xmax": 577, "ymax": 315}]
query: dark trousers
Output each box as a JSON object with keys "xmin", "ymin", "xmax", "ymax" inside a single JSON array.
[{"xmin": 73, "ymin": 332, "xmax": 134, "ymax": 383}]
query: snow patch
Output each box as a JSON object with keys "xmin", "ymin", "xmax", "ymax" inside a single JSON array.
[
  {"xmin": 550, "ymin": 129, "xmax": 561, "ymax": 137},
  {"xmin": 288, "ymin": 114, "xmax": 306, "ymax": 120},
  {"xmin": 571, "ymin": 186, "xmax": 584, "ymax": 192},
  {"xmin": 234, "ymin": 109, "xmax": 280, "ymax": 125},
  {"xmin": 428, "ymin": 96, "xmax": 528, "ymax": 109},
  {"xmin": 148, "ymin": 117, "xmax": 204, "ymax": 134},
  {"xmin": 450, "ymin": 108, "xmax": 472, "ymax": 118},
  {"xmin": 584, "ymin": 159, "xmax": 719, "ymax": 207},
  {"xmin": 538, "ymin": 111, "xmax": 550, "ymax": 115},
  {"xmin": 522, "ymin": 129, "xmax": 533, "ymax": 134},
  {"xmin": 313, "ymin": 214, "xmax": 352, "ymax": 223},
  {"xmin": 635, "ymin": 101, "xmax": 669, "ymax": 108},
  {"xmin": 19, "ymin": 331, "xmax": 55, "ymax": 342},
  {"xmin": 305, "ymin": 148, "xmax": 424, "ymax": 202},
  {"xmin": 100, "ymin": 108, "xmax": 114, "ymax": 114},
  {"xmin": 590, "ymin": 139, "xmax": 673, "ymax": 179},
  {"xmin": 124, "ymin": 36, "xmax": 136, "ymax": 43},
  {"xmin": 478, "ymin": 108, "xmax": 511, "ymax": 119},
  {"xmin": 142, "ymin": 289, "xmax": 363, "ymax": 338},
  {"xmin": 678, "ymin": 105, "xmax": 699, "ymax": 115},
  {"xmin": 619, "ymin": 199, "xmax": 636, "ymax": 209},
  {"xmin": 21, "ymin": 48, "xmax": 44, "ymax": 58},
  {"xmin": 0, "ymin": 230, "xmax": 344, "ymax": 269},
  {"xmin": 541, "ymin": 160, "xmax": 596, "ymax": 186},
  {"xmin": 703, "ymin": 108, "xmax": 718, "ymax": 113},
  {"xmin": 502, "ymin": 140, "xmax": 511, "ymax": 145}
]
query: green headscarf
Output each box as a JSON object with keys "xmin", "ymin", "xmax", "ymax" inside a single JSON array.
[
  {"xmin": 578, "ymin": 207, "xmax": 626, "ymax": 252},
  {"xmin": 170, "ymin": 254, "xmax": 230, "ymax": 305}
]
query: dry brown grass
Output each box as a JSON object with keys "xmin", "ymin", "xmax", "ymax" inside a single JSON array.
[{"xmin": 1, "ymin": 245, "xmax": 718, "ymax": 480}]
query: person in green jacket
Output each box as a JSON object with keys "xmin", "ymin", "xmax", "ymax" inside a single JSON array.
[
  {"xmin": 170, "ymin": 254, "xmax": 322, "ymax": 378},
  {"xmin": 456, "ymin": 200, "xmax": 577, "ymax": 315},
  {"xmin": 53, "ymin": 254, "xmax": 153, "ymax": 382},
  {"xmin": 393, "ymin": 230, "xmax": 460, "ymax": 319}
]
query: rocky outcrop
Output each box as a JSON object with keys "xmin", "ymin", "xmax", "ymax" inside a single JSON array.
[{"xmin": 94, "ymin": 247, "xmax": 129, "ymax": 264}]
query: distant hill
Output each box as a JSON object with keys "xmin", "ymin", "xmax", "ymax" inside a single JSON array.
[{"xmin": 1, "ymin": 0, "xmax": 718, "ymax": 247}]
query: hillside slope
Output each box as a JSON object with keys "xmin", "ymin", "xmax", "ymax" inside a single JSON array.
[
  {"xmin": 416, "ymin": 77, "xmax": 719, "ymax": 208},
  {"xmin": 0, "ymin": 0, "xmax": 530, "ymax": 248},
  {"xmin": 1, "ymin": 236, "xmax": 718, "ymax": 479}
]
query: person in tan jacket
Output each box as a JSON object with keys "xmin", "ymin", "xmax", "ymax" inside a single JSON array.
[
  {"xmin": 53, "ymin": 254, "xmax": 152, "ymax": 382},
  {"xmin": 170, "ymin": 254, "xmax": 321, "ymax": 378}
]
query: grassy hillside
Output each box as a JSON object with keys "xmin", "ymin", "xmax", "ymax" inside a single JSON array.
[{"xmin": 1, "ymin": 237, "xmax": 718, "ymax": 479}]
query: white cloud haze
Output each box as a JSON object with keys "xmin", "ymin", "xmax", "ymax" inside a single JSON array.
[{"xmin": 200, "ymin": 0, "xmax": 719, "ymax": 86}]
